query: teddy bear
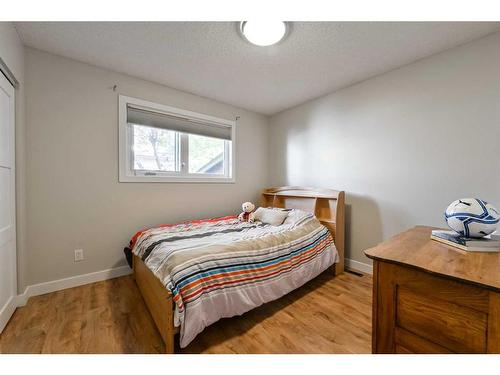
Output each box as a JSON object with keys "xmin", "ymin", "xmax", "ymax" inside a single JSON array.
[{"xmin": 238, "ymin": 202, "xmax": 256, "ymax": 223}]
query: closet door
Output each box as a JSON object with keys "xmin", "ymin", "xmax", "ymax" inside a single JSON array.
[{"xmin": 0, "ymin": 71, "xmax": 16, "ymax": 333}]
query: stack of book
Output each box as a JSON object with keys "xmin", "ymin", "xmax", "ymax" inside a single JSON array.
[{"xmin": 431, "ymin": 230, "xmax": 500, "ymax": 252}]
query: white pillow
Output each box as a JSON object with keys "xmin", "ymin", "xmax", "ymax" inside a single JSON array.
[
  {"xmin": 254, "ymin": 207, "xmax": 289, "ymax": 226},
  {"xmin": 283, "ymin": 209, "xmax": 311, "ymax": 226}
]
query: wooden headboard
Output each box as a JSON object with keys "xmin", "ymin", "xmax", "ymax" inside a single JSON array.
[{"xmin": 261, "ymin": 186, "xmax": 345, "ymax": 275}]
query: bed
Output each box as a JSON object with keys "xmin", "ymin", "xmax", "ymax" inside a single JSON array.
[{"xmin": 129, "ymin": 186, "xmax": 345, "ymax": 353}]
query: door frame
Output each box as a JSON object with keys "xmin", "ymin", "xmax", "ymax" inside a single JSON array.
[{"xmin": 0, "ymin": 68, "xmax": 17, "ymax": 334}]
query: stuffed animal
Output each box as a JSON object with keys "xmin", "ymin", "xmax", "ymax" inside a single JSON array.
[{"xmin": 238, "ymin": 202, "xmax": 256, "ymax": 223}]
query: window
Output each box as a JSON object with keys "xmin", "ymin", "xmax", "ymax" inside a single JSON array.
[
  {"xmin": 132, "ymin": 125, "xmax": 179, "ymax": 173},
  {"xmin": 119, "ymin": 96, "xmax": 235, "ymax": 182}
]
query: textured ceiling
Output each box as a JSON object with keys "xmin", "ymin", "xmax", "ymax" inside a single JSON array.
[{"xmin": 15, "ymin": 22, "xmax": 500, "ymax": 115}]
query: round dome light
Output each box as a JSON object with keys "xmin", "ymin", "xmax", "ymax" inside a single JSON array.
[{"xmin": 240, "ymin": 21, "xmax": 288, "ymax": 46}]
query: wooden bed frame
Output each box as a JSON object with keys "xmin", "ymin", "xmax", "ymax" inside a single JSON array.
[{"xmin": 132, "ymin": 186, "xmax": 345, "ymax": 353}]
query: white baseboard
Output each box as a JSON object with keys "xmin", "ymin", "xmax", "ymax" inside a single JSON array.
[
  {"xmin": 0, "ymin": 296, "xmax": 18, "ymax": 333},
  {"xmin": 345, "ymin": 258, "xmax": 373, "ymax": 274},
  {"xmin": 16, "ymin": 265, "xmax": 132, "ymax": 307}
]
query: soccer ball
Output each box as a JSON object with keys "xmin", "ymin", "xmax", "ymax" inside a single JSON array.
[{"xmin": 445, "ymin": 198, "xmax": 500, "ymax": 238}]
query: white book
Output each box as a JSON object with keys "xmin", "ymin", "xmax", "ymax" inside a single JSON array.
[{"xmin": 431, "ymin": 230, "xmax": 500, "ymax": 252}]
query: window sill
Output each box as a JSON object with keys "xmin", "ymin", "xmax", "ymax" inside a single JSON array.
[{"xmin": 119, "ymin": 175, "xmax": 235, "ymax": 183}]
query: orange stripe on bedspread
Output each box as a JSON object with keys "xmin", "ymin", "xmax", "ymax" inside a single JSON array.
[{"xmin": 179, "ymin": 236, "xmax": 332, "ymax": 303}]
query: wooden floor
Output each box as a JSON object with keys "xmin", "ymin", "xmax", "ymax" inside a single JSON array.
[{"xmin": 0, "ymin": 271, "xmax": 372, "ymax": 354}]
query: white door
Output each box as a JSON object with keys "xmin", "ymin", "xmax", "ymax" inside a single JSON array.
[{"xmin": 0, "ymin": 72, "xmax": 16, "ymax": 333}]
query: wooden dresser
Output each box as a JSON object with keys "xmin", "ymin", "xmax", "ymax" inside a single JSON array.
[{"xmin": 365, "ymin": 226, "xmax": 500, "ymax": 354}]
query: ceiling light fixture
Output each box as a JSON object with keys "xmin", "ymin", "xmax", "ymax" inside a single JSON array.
[{"xmin": 239, "ymin": 21, "xmax": 288, "ymax": 47}]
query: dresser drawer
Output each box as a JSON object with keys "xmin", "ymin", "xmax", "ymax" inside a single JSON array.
[
  {"xmin": 396, "ymin": 286, "xmax": 487, "ymax": 353},
  {"xmin": 372, "ymin": 261, "xmax": 499, "ymax": 353},
  {"xmin": 394, "ymin": 327, "xmax": 453, "ymax": 354}
]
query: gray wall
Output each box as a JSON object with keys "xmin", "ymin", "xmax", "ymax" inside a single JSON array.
[
  {"xmin": 269, "ymin": 31, "xmax": 500, "ymax": 267},
  {"xmin": 24, "ymin": 48, "xmax": 269, "ymax": 288},
  {"xmin": 0, "ymin": 22, "xmax": 27, "ymax": 293}
]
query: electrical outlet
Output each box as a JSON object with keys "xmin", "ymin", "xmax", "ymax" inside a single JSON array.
[{"xmin": 74, "ymin": 249, "xmax": 84, "ymax": 262}]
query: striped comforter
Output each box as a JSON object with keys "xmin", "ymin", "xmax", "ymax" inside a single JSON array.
[{"xmin": 131, "ymin": 210, "xmax": 338, "ymax": 348}]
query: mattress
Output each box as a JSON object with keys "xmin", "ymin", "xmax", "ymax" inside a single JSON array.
[{"xmin": 130, "ymin": 209, "xmax": 338, "ymax": 348}]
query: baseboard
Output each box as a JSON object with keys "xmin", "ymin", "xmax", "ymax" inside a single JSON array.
[
  {"xmin": 345, "ymin": 258, "xmax": 373, "ymax": 274},
  {"xmin": 0, "ymin": 296, "xmax": 18, "ymax": 333},
  {"xmin": 16, "ymin": 265, "xmax": 132, "ymax": 307}
]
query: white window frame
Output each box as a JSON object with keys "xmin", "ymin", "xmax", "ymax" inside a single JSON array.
[{"xmin": 119, "ymin": 95, "xmax": 236, "ymax": 183}]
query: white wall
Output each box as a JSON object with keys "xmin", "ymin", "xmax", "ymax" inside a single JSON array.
[
  {"xmin": 0, "ymin": 22, "xmax": 26, "ymax": 293},
  {"xmin": 24, "ymin": 48, "xmax": 269, "ymax": 288},
  {"xmin": 269, "ymin": 31, "xmax": 500, "ymax": 266}
]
